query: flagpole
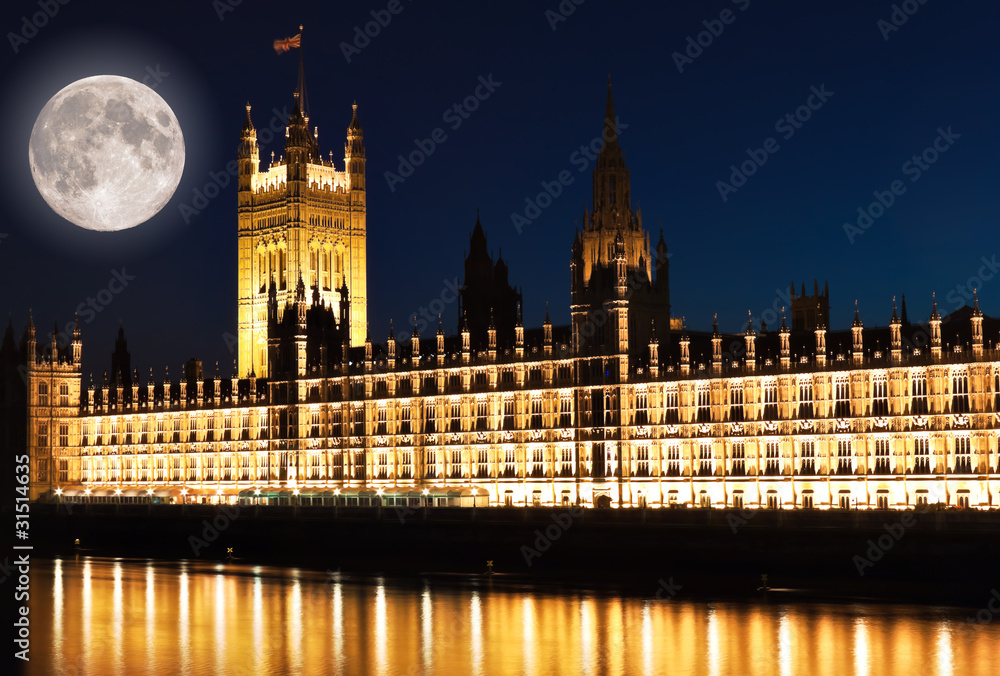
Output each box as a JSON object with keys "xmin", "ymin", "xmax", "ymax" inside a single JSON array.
[{"xmin": 297, "ymin": 24, "xmax": 308, "ymax": 121}]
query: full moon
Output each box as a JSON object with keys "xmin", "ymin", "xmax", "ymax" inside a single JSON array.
[{"xmin": 28, "ymin": 75, "xmax": 185, "ymax": 232}]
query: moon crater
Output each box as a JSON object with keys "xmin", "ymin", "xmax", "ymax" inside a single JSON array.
[{"xmin": 28, "ymin": 75, "xmax": 185, "ymax": 232}]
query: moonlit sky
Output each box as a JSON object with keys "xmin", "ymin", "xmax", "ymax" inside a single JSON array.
[{"xmin": 0, "ymin": 0, "xmax": 998, "ymax": 379}]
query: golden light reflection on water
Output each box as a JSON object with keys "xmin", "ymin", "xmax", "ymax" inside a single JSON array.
[
  {"xmin": 26, "ymin": 558, "xmax": 1000, "ymax": 676},
  {"xmin": 470, "ymin": 591, "xmax": 484, "ymax": 676}
]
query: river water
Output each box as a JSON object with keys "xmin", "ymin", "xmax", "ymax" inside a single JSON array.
[{"xmin": 25, "ymin": 557, "xmax": 1000, "ymax": 675}]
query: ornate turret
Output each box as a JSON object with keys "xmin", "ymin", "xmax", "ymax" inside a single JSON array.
[
  {"xmin": 711, "ymin": 314, "xmax": 723, "ymax": 374},
  {"xmin": 487, "ymin": 310, "xmax": 497, "ymax": 362},
  {"xmin": 460, "ymin": 311, "xmax": 470, "ymax": 364},
  {"xmin": 929, "ymin": 293, "xmax": 942, "ymax": 359},
  {"xmin": 25, "ymin": 311, "xmax": 35, "ymax": 363},
  {"xmin": 815, "ymin": 323, "xmax": 827, "ymax": 368},
  {"xmin": 648, "ymin": 319, "xmax": 659, "ymax": 379},
  {"xmin": 543, "ymin": 304, "xmax": 553, "ymax": 357},
  {"xmin": 679, "ymin": 320, "xmax": 690, "ymax": 375},
  {"xmin": 851, "ymin": 301, "xmax": 864, "ymax": 365},
  {"xmin": 515, "ymin": 303, "xmax": 524, "ymax": 360},
  {"xmin": 890, "ymin": 297, "xmax": 902, "ymax": 363},
  {"xmin": 364, "ymin": 326, "xmax": 373, "ymax": 372},
  {"xmin": 779, "ymin": 310, "xmax": 791, "ymax": 369},
  {"xmin": 436, "ymin": 315, "xmax": 445, "ymax": 367},
  {"xmin": 71, "ymin": 313, "xmax": 82, "ymax": 366},
  {"xmin": 237, "ymin": 103, "xmax": 259, "ymax": 205},
  {"xmin": 387, "ymin": 320, "xmax": 396, "ymax": 369},
  {"xmin": 50, "ymin": 321, "xmax": 59, "ymax": 363},
  {"xmin": 744, "ymin": 312, "xmax": 756, "ymax": 371},
  {"xmin": 345, "ymin": 102, "xmax": 365, "ymax": 191},
  {"xmin": 972, "ymin": 289, "xmax": 984, "ymax": 356},
  {"xmin": 411, "ymin": 320, "xmax": 420, "ymax": 365}
]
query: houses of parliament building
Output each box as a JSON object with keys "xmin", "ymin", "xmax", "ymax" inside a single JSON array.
[{"xmin": 9, "ymin": 79, "xmax": 1000, "ymax": 512}]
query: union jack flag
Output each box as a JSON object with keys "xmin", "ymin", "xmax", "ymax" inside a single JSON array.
[{"xmin": 273, "ymin": 33, "xmax": 301, "ymax": 54}]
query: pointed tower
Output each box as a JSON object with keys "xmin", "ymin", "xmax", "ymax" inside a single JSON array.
[
  {"xmin": 851, "ymin": 301, "xmax": 864, "ymax": 365},
  {"xmin": 711, "ymin": 314, "xmax": 723, "ymax": 374},
  {"xmin": 109, "ymin": 322, "xmax": 130, "ymax": 387},
  {"xmin": 779, "ymin": 310, "xmax": 791, "ymax": 369},
  {"xmin": 743, "ymin": 312, "xmax": 756, "ymax": 371},
  {"xmin": 648, "ymin": 319, "xmax": 659, "ymax": 378},
  {"xmin": 515, "ymin": 302, "xmax": 525, "ymax": 360},
  {"xmin": 570, "ymin": 79, "xmax": 670, "ymax": 361},
  {"xmin": 972, "ymin": 290, "xmax": 984, "ymax": 357},
  {"xmin": 411, "ymin": 320, "xmax": 421, "ymax": 365},
  {"xmin": 929, "ymin": 293, "xmax": 942, "ymax": 359},
  {"xmin": 815, "ymin": 322, "xmax": 827, "ymax": 368},
  {"xmin": 387, "ymin": 320, "xmax": 396, "ymax": 370},
  {"xmin": 346, "ymin": 102, "xmax": 366, "ymax": 191},
  {"xmin": 487, "ymin": 310, "xmax": 497, "ymax": 362},
  {"xmin": 679, "ymin": 320, "xmax": 690, "ymax": 375},
  {"xmin": 458, "ymin": 212, "xmax": 522, "ymax": 349},
  {"xmin": 238, "ymin": 68, "xmax": 367, "ymax": 378},
  {"xmin": 543, "ymin": 304, "xmax": 553, "ymax": 357},
  {"xmin": 790, "ymin": 279, "xmax": 830, "ymax": 331},
  {"xmin": 436, "ymin": 315, "xmax": 446, "ymax": 367},
  {"xmin": 460, "ymin": 311, "xmax": 471, "ymax": 364},
  {"xmin": 890, "ymin": 297, "xmax": 902, "ymax": 363}
]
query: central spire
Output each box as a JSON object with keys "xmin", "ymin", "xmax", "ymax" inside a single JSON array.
[
  {"xmin": 605, "ymin": 74, "xmax": 617, "ymax": 138},
  {"xmin": 591, "ymin": 77, "xmax": 632, "ymax": 230}
]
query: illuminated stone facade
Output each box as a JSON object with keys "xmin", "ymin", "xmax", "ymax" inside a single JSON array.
[
  {"xmin": 19, "ymin": 85, "xmax": 1000, "ymax": 510},
  {"xmin": 237, "ymin": 92, "xmax": 367, "ymax": 378}
]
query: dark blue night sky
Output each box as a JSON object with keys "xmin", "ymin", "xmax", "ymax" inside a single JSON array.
[{"xmin": 1, "ymin": 0, "xmax": 998, "ymax": 379}]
